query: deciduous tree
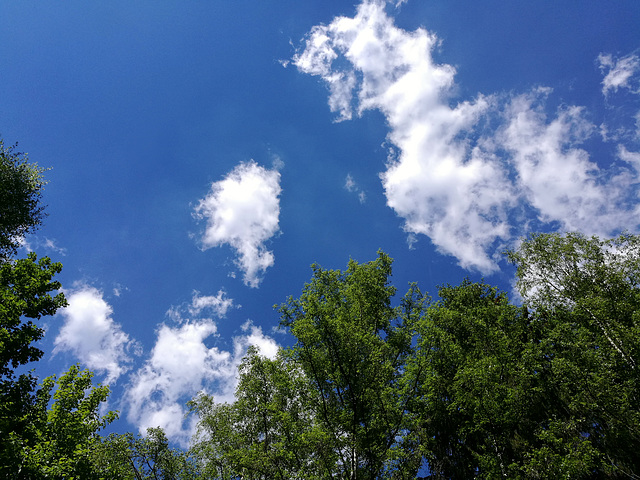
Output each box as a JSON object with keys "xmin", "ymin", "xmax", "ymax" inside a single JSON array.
[
  {"xmin": 0, "ymin": 139, "xmax": 48, "ymax": 261},
  {"xmin": 92, "ymin": 427, "xmax": 199, "ymax": 479},
  {"xmin": 192, "ymin": 252, "xmax": 429, "ymax": 479},
  {"xmin": 16, "ymin": 366, "xmax": 116, "ymax": 479}
]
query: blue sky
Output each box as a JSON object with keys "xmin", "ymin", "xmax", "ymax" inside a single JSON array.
[{"xmin": 2, "ymin": 0, "xmax": 639, "ymax": 444}]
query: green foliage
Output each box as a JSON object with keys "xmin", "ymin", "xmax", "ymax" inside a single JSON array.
[
  {"xmin": 0, "ymin": 252, "xmax": 68, "ymax": 476},
  {"xmin": 190, "ymin": 348, "xmax": 323, "ymax": 479},
  {"xmin": 0, "ymin": 139, "xmax": 48, "ymax": 261},
  {"xmin": 508, "ymin": 232, "xmax": 640, "ymax": 477},
  {"xmin": 278, "ymin": 251, "xmax": 427, "ymax": 479},
  {"xmin": 190, "ymin": 238, "xmax": 640, "ymax": 479},
  {"xmin": 0, "ymin": 252, "xmax": 66, "ymax": 378},
  {"xmin": 191, "ymin": 251, "xmax": 429, "ymax": 479},
  {"xmin": 92, "ymin": 427, "xmax": 199, "ymax": 479},
  {"xmin": 409, "ymin": 279, "xmax": 607, "ymax": 478},
  {"xmin": 0, "ymin": 145, "xmax": 119, "ymax": 478},
  {"xmin": 3, "ymin": 365, "xmax": 116, "ymax": 479}
]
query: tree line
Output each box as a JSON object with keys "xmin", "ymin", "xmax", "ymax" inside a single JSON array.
[{"xmin": 2, "ymin": 138, "xmax": 639, "ymax": 478}]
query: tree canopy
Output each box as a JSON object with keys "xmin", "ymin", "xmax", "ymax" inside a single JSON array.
[
  {"xmin": 0, "ymin": 139, "xmax": 116, "ymax": 479},
  {"xmin": 190, "ymin": 235, "xmax": 640, "ymax": 479},
  {"xmin": 0, "ymin": 139, "xmax": 48, "ymax": 261},
  {"xmin": 2, "ymin": 136, "xmax": 639, "ymax": 477}
]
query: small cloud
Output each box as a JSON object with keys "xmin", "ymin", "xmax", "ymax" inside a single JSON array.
[
  {"xmin": 54, "ymin": 284, "xmax": 139, "ymax": 384},
  {"xmin": 43, "ymin": 238, "xmax": 67, "ymax": 256},
  {"xmin": 193, "ymin": 161, "xmax": 282, "ymax": 288},
  {"xmin": 189, "ymin": 290, "xmax": 236, "ymax": 318},
  {"xmin": 598, "ymin": 52, "xmax": 640, "ymax": 96},
  {"xmin": 271, "ymin": 154, "xmax": 285, "ymax": 171},
  {"xmin": 18, "ymin": 236, "xmax": 32, "ymax": 253},
  {"xmin": 345, "ymin": 174, "xmax": 356, "ymax": 191},
  {"xmin": 345, "ymin": 174, "xmax": 366, "ymax": 204},
  {"xmin": 406, "ymin": 232, "xmax": 418, "ymax": 250},
  {"xmin": 112, "ymin": 283, "xmax": 129, "ymax": 297},
  {"xmin": 18, "ymin": 236, "xmax": 66, "ymax": 256},
  {"xmin": 618, "ymin": 145, "xmax": 640, "ymax": 174}
]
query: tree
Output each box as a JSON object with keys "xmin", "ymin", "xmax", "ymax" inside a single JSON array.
[
  {"xmin": 405, "ymin": 233, "xmax": 640, "ymax": 478},
  {"xmin": 0, "ymin": 139, "xmax": 49, "ymax": 261},
  {"xmin": 92, "ymin": 427, "xmax": 199, "ymax": 479},
  {"xmin": 13, "ymin": 365, "xmax": 116, "ymax": 479},
  {"xmin": 278, "ymin": 251, "xmax": 427, "ymax": 479},
  {"xmin": 507, "ymin": 232, "xmax": 640, "ymax": 477},
  {"xmin": 190, "ymin": 239, "xmax": 640, "ymax": 478},
  {"xmin": 190, "ymin": 347, "xmax": 324, "ymax": 479},
  {"xmin": 409, "ymin": 279, "xmax": 603, "ymax": 478},
  {"xmin": 0, "ymin": 252, "xmax": 66, "ymax": 378},
  {"xmin": 192, "ymin": 251, "xmax": 429, "ymax": 479},
  {"xmin": 0, "ymin": 137, "xmax": 118, "ymax": 479},
  {"xmin": 0, "ymin": 252, "xmax": 67, "ymax": 474}
]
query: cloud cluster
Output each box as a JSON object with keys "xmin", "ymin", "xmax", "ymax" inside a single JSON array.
[
  {"xmin": 54, "ymin": 285, "xmax": 138, "ymax": 385},
  {"xmin": 194, "ymin": 161, "xmax": 282, "ymax": 287},
  {"xmin": 294, "ymin": 0, "xmax": 640, "ymax": 272},
  {"xmin": 124, "ymin": 308, "xmax": 278, "ymax": 446},
  {"xmin": 55, "ymin": 285, "xmax": 279, "ymax": 445}
]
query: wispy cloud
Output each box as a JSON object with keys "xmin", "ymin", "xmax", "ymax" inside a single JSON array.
[
  {"xmin": 294, "ymin": 0, "xmax": 640, "ymax": 272},
  {"xmin": 194, "ymin": 161, "xmax": 282, "ymax": 287},
  {"xmin": 54, "ymin": 284, "xmax": 139, "ymax": 385},
  {"xmin": 499, "ymin": 90, "xmax": 639, "ymax": 235},
  {"xmin": 19, "ymin": 236, "xmax": 67, "ymax": 256},
  {"xmin": 189, "ymin": 290, "xmax": 236, "ymax": 317},
  {"xmin": 345, "ymin": 174, "xmax": 366, "ymax": 203},
  {"xmin": 598, "ymin": 52, "xmax": 640, "ymax": 96}
]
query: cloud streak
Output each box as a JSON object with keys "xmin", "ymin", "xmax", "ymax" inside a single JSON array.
[
  {"xmin": 294, "ymin": 0, "xmax": 640, "ymax": 272},
  {"xmin": 194, "ymin": 161, "xmax": 282, "ymax": 287}
]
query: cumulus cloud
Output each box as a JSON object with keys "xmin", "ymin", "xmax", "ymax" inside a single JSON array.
[
  {"xmin": 124, "ymin": 315, "xmax": 279, "ymax": 446},
  {"xmin": 294, "ymin": 0, "xmax": 640, "ymax": 271},
  {"xmin": 500, "ymin": 91, "xmax": 640, "ymax": 235},
  {"xmin": 54, "ymin": 285, "xmax": 138, "ymax": 385},
  {"xmin": 598, "ymin": 53, "xmax": 640, "ymax": 96},
  {"xmin": 194, "ymin": 161, "xmax": 282, "ymax": 287}
]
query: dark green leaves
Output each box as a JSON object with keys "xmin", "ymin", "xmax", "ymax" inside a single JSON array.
[
  {"xmin": 0, "ymin": 253, "xmax": 66, "ymax": 377},
  {"xmin": 187, "ymin": 239, "xmax": 640, "ymax": 478},
  {"xmin": 0, "ymin": 139, "xmax": 48, "ymax": 261}
]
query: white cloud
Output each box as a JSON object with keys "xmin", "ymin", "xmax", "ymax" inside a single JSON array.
[
  {"xmin": 294, "ymin": 0, "xmax": 512, "ymax": 271},
  {"xmin": 19, "ymin": 236, "xmax": 67, "ymax": 256},
  {"xmin": 189, "ymin": 289, "xmax": 235, "ymax": 317},
  {"xmin": 124, "ymin": 317, "xmax": 279, "ymax": 446},
  {"xmin": 124, "ymin": 319, "xmax": 230, "ymax": 444},
  {"xmin": 237, "ymin": 320, "xmax": 279, "ymax": 360},
  {"xmin": 294, "ymin": 0, "xmax": 640, "ymax": 272},
  {"xmin": 54, "ymin": 285, "xmax": 137, "ymax": 385},
  {"xmin": 598, "ymin": 53, "xmax": 640, "ymax": 96},
  {"xmin": 618, "ymin": 145, "xmax": 640, "ymax": 174},
  {"xmin": 500, "ymin": 90, "xmax": 639, "ymax": 235},
  {"xmin": 345, "ymin": 174, "xmax": 366, "ymax": 203},
  {"xmin": 194, "ymin": 161, "xmax": 282, "ymax": 288}
]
